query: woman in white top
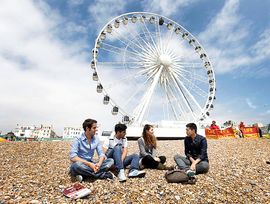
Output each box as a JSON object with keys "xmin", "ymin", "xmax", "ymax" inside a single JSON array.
[{"xmin": 138, "ymin": 124, "xmax": 172, "ymax": 170}]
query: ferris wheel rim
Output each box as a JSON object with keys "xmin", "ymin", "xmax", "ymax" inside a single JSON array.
[{"xmin": 91, "ymin": 12, "xmax": 216, "ymax": 123}]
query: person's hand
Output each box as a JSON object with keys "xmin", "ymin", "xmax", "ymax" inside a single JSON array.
[
  {"xmin": 95, "ymin": 163, "xmax": 101, "ymax": 172},
  {"xmin": 87, "ymin": 162, "xmax": 96, "ymax": 171},
  {"xmin": 154, "ymin": 157, "xmax": 160, "ymax": 162},
  {"xmin": 190, "ymin": 163, "xmax": 196, "ymax": 171}
]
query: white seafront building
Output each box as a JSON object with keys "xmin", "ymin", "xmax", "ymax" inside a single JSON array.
[
  {"xmin": 14, "ymin": 124, "xmax": 57, "ymax": 139},
  {"xmin": 63, "ymin": 127, "xmax": 83, "ymax": 139}
]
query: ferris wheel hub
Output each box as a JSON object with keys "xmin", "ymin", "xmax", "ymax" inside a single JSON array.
[{"xmin": 158, "ymin": 54, "xmax": 172, "ymax": 67}]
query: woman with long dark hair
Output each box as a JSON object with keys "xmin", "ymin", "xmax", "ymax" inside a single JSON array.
[{"xmin": 137, "ymin": 124, "xmax": 172, "ymax": 170}]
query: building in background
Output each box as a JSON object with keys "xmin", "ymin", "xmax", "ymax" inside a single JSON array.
[
  {"xmin": 14, "ymin": 125, "xmax": 37, "ymax": 138},
  {"xmin": 14, "ymin": 124, "xmax": 57, "ymax": 139},
  {"xmin": 63, "ymin": 127, "xmax": 83, "ymax": 139}
]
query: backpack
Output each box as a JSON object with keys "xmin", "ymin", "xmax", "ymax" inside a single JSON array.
[{"xmin": 165, "ymin": 169, "xmax": 196, "ymax": 184}]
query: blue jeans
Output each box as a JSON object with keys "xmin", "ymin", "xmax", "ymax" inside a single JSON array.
[
  {"xmin": 70, "ymin": 158, "xmax": 114, "ymax": 178},
  {"xmin": 106, "ymin": 144, "xmax": 140, "ymax": 171},
  {"xmin": 174, "ymin": 154, "xmax": 209, "ymax": 174}
]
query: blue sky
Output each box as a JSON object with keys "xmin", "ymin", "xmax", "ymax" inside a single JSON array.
[{"xmin": 0, "ymin": 0, "xmax": 269, "ymax": 135}]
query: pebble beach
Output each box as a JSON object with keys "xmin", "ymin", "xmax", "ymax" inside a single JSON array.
[{"xmin": 0, "ymin": 138, "xmax": 270, "ymax": 203}]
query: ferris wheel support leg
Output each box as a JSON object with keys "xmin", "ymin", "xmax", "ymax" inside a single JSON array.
[{"xmin": 133, "ymin": 66, "xmax": 164, "ymax": 124}]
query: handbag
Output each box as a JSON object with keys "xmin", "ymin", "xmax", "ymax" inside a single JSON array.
[{"xmin": 165, "ymin": 169, "xmax": 196, "ymax": 184}]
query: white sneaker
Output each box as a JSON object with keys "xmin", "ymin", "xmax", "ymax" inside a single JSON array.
[
  {"xmin": 128, "ymin": 169, "xmax": 146, "ymax": 178},
  {"xmin": 75, "ymin": 175, "xmax": 83, "ymax": 182},
  {"xmin": 118, "ymin": 169, "xmax": 127, "ymax": 182}
]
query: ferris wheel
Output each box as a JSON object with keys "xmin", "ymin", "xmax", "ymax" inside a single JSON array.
[{"xmin": 91, "ymin": 12, "xmax": 216, "ymax": 126}]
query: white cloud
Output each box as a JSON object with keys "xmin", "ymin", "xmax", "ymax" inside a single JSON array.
[
  {"xmin": 141, "ymin": 0, "xmax": 197, "ymax": 17},
  {"xmin": 260, "ymin": 110, "xmax": 270, "ymax": 116},
  {"xmin": 199, "ymin": 0, "xmax": 251, "ymax": 73},
  {"xmin": 88, "ymin": 0, "xmax": 127, "ymax": 32},
  {"xmin": 210, "ymin": 98, "xmax": 270, "ymax": 126},
  {"xmin": 251, "ymin": 29, "xmax": 270, "ymax": 61},
  {"xmin": 199, "ymin": 0, "xmax": 270, "ymax": 75},
  {"xmin": 245, "ymin": 98, "xmax": 257, "ymax": 109},
  {"xmin": 0, "ymin": 1, "xmax": 122, "ymax": 134},
  {"xmin": 69, "ymin": 0, "xmax": 84, "ymax": 6}
]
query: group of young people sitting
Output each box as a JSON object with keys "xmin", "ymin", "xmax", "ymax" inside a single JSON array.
[{"xmin": 69, "ymin": 118, "xmax": 209, "ymax": 182}]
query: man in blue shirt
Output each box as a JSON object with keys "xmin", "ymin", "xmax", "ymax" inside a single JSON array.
[
  {"xmin": 174, "ymin": 123, "xmax": 209, "ymax": 177},
  {"xmin": 69, "ymin": 118, "xmax": 114, "ymax": 181}
]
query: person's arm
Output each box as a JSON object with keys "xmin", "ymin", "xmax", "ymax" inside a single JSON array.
[
  {"xmin": 121, "ymin": 147, "xmax": 128, "ymax": 161},
  {"xmin": 102, "ymin": 138, "xmax": 109, "ymax": 155},
  {"xmin": 95, "ymin": 140, "xmax": 106, "ymax": 172},
  {"xmin": 197, "ymin": 137, "xmax": 208, "ymax": 161},
  {"xmin": 71, "ymin": 156, "xmax": 97, "ymax": 170},
  {"xmin": 69, "ymin": 139, "xmax": 96, "ymax": 170},
  {"xmin": 137, "ymin": 138, "xmax": 150, "ymax": 157},
  {"xmin": 184, "ymin": 139, "xmax": 191, "ymax": 159},
  {"xmin": 190, "ymin": 157, "xmax": 201, "ymax": 171},
  {"xmin": 190, "ymin": 137, "xmax": 207, "ymax": 170},
  {"xmin": 152, "ymin": 147, "xmax": 157, "ymax": 158}
]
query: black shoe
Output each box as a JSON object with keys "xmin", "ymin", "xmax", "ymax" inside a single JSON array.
[{"xmin": 101, "ymin": 171, "xmax": 115, "ymax": 180}]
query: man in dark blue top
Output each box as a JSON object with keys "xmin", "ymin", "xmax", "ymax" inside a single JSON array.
[{"xmin": 174, "ymin": 123, "xmax": 209, "ymax": 176}]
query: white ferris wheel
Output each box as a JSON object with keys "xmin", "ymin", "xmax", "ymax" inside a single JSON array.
[{"xmin": 91, "ymin": 12, "xmax": 216, "ymax": 126}]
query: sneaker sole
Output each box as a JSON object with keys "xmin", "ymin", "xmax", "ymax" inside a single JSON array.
[{"xmin": 128, "ymin": 172, "xmax": 146, "ymax": 178}]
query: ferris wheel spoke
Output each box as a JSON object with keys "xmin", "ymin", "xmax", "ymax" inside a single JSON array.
[
  {"xmin": 121, "ymin": 24, "xmax": 154, "ymax": 56},
  {"xmin": 140, "ymin": 17, "xmax": 161, "ymax": 56},
  {"xmin": 168, "ymin": 89, "xmax": 190, "ymax": 120},
  {"xmin": 173, "ymin": 65, "xmax": 208, "ymax": 84},
  {"xmin": 104, "ymin": 70, "xmax": 147, "ymax": 90},
  {"xmin": 163, "ymin": 26, "xmax": 176, "ymax": 54},
  {"xmin": 167, "ymin": 79, "xmax": 194, "ymax": 118},
  {"xmin": 123, "ymin": 25, "xmax": 146, "ymax": 49},
  {"xmin": 172, "ymin": 72, "xmax": 204, "ymax": 113},
  {"xmin": 101, "ymin": 42, "xmax": 145, "ymax": 59},
  {"xmin": 133, "ymin": 66, "xmax": 163, "ymax": 124},
  {"xmin": 144, "ymin": 66, "xmax": 161, "ymax": 82},
  {"xmin": 104, "ymin": 36, "xmax": 145, "ymax": 61},
  {"xmin": 110, "ymin": 28, "xmax": 149, "ymax": 56},
  {"xmin": 163, "ymin": 83, "xmax": 183, "ymax": 120},
  {"xmin": 137, "ymin": 27, "xmax": 160, "ymax": 59},
  {"xmin": 165, "ymin": 80, "xmax": 194, "ymax": 120},
  {"xmin": 173, "ymin": 61, "xmax": 203, "ymax": 68},
  {"xmin": 137, "ymin": 64, "xmax": 159, "ymax": 76},
  {"xmin": 121, "ymin": 21, "xmax": 161, "ymax": 59},
  {"xmin": 99, "ymin": 61, "xmax": 141, "ymax": 65},
  {"xmin": 177, "ymin": 75, "xmax": 208, "ymax": 98},
  {"xmin": 168, "ymin": 73, "xmax": 198, "ymax": 119},
  {"xmin": 154, "ymin": 20, "xmax": 164, "ymax": 54},
  {"xmin": 98, "ymin": 62, "xmax": 145, "ymax": 70},
  {"xmin": 122, "ymin": 80, "xmax": 148, "ymax": 110}
]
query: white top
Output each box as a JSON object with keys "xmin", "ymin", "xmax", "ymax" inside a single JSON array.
[{"xmin": 103, "ymin": 135, "xmax": 128, "ymax": 149}]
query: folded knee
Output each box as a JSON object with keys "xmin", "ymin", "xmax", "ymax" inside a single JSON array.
[
  {"xmin": 107, "ymin": 158, "xmax": 114, "ymax": 166},
  {"xmin": 71, "ymin": 161, "xmax": 84, "ymax": 170}
]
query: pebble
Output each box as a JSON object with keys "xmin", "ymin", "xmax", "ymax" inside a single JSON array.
[
  {"xmin": 30, "ymin": 200, "xmax": 40, "ymax": 204},
  {"xmin": 0, "ymin": 139, "xmax": 269, "ymax": 203},
  {"xmin": 175, "ymin": 195, "xmax": 181, "ymax": 200}
]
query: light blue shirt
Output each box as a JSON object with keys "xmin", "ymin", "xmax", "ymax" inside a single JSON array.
[{"xmin": 69, "ymin": 132, "xmax": 105, "ymax": 162}]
